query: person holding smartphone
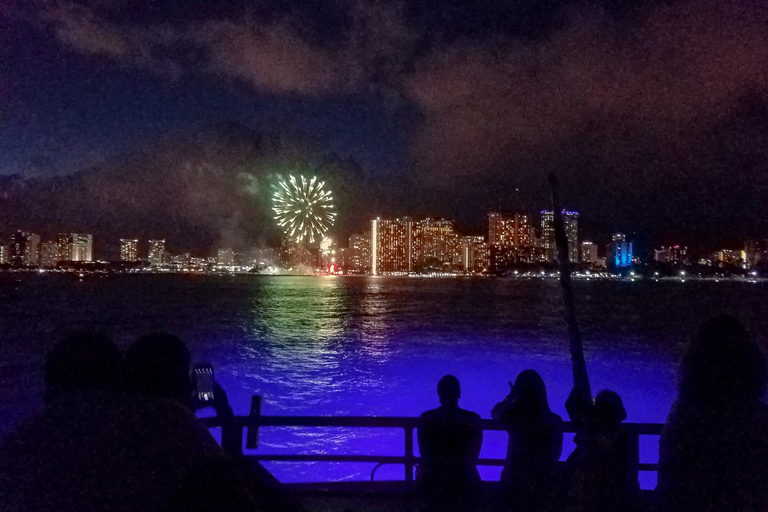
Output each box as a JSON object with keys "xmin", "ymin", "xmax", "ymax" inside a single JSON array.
[
  {"xmin": 124, "ymin": 333, "xmax": 237, "ymax": 455},
  {"xmin": 0, "ymin": 332, "xmax": 244, "ymax": 512},
  {"xmin": 124, "ymin": 332, "xmax": 300, "ymax": 512}
]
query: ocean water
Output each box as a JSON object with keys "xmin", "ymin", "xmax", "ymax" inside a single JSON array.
[{"xmin": 1, "ymin": 273, "xmax": 767, "ymax": 486}]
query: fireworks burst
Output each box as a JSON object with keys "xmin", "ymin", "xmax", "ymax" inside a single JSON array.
[{"xmin": 272, "ymin": 175, "xmax": 336, "ymax": 244}]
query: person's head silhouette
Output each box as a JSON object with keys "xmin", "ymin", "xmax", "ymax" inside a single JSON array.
[
  {"xmin": 594, "ymin": 389, "xmax": 627, "ymax": 424},
  {"xmin": 125, "ymin": 332, "xmax": 192, "ymax": 407},
  {"xmin": 438, "ymin": 374, "xmax": 461, "ymax": 407},
  {"xmin": 680, "ymin": 314, "xmax": 767, "ymax": 406},
  {"xmin": 44, "ymin": 331, "xmax": 123, "ymax": 404},
  {"xmin": 512, "ymin": 369, "xmax": 551, "ymax": 417}
]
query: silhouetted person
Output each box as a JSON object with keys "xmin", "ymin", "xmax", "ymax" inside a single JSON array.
[
  {"xmin": 492, "ymin": 369, "xmax": 563, "ymax": 512},
  {"xmin": 658, "ymin": 314, "xmax": 768, "ymax": 512},
  {"xmin": 125, "ymin": 332, "xmax": 299, "ymax": 512},
  {"xmin": 0, "ymin": 331, "xmax": 227, "ymax": 512},
  {"xmin": 43, "ymin": 330, "xmax": 124, "ymax": 403},
  {"xmin": 125, "ymin": 332, "xmax": 195, "ymax": 407},
  {"xmin": 417, "ymin": 375, "xmax": 483, "ymax": 511},
  {"xmin": 126, "ymin": 332, "xmax": 248, "ymax": 456},
  {"xmin": 564, "ymin": 388, "xmax": 638, "ymax": 512}
]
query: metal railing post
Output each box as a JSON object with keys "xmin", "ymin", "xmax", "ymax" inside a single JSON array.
[
  {"xmin": 404, "ymin": 426, "xmax": 414, "ymax": 484},
  {"xmin": 627, "ymin": 427, "xmax": 641, "ymax": 487},
  {"xmin": 245, "ymin": 395, "xmax": 263, "ymax": 450}
]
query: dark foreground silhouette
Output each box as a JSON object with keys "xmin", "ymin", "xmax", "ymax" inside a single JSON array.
[
  {"xmin": 125, "ymin": 332, "xmax": 240, "ymax": 454},
  {"xmin": 564, "ymin": 387, "xmax": 639, "ymax": 512},
  {"xmin": 0, "ymin": 332, "xmax": 228, "ymax": 512},
  {"xmin": 492, "ymin": 369, "xmax": 563, "ymax": 512},
  {"xmin": 2, "ymin": 315, "xmax": 766, "ymax": 512},
  {"xmin": 657, "ymin": 314, "xmax": 768, "ymax": 512},
  {"xmin": 417, "ymin": 374, "xmax": 482, "ymax": 510},
  {"xmin": 124, "ymin": 332, "xmax": 299, "ymax": 512}
]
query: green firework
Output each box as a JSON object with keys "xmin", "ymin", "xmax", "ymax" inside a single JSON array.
[{"xmin": 272, "ymin": 175, "xmax": 337, "ymax": 244}]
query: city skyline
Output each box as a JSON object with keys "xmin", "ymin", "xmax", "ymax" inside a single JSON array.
[
  {"xmin": 1, "ymin": 183, "xmax": 763, "ymax": 262},
  {"xmin": 3, "ymin": 206, "xmax": 766, "ymax": 273},
  {"xmin": 0, "ymin": 208, "xmax": 677, "ymax": 263}
]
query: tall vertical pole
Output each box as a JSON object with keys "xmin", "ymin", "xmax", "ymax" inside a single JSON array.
[{"xmin": 548, "ymin": 173, "xmax": 591, "ymax": 397}]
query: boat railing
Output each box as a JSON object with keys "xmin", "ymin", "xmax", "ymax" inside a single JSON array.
[{"xmin": 201, "ymin": 401, "xmax": 663, "ymax": 487}]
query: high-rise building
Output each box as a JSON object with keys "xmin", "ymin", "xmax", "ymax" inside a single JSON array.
[
  {"xmin": 336, "ymin": 247, "xmax": 349, "ymax": 270},
  {"xmin": 714, "ymin": 249, "xmax": 744, "ymax": 266},
  {"xmin": 488, "ymin": 212, "xmax": 533, "ymax": 248},
  {"xmin": 280, "ymin": 239, "xmax": 315, "ymax": 268},
  {"xmin": 148, "ymin": 240, "xmax": 165, "ymax": 265},
  {"xmin": 670, "ymin": 246, "xmax": 687, "ymax": 264},
  {"xmin": 348, "ymin": 233, "xmax": 371, "ymax": 273},
  {"xmin": 217, "ymin": 248, "xmax": 235, "ymax": 266},
  {"xmin": 70, "ymin": 234, "xmax": 93, "ymax": 261},
  {"xmin": 745, "ymin": 239, "xmax": 768, "ymax": 268},
  {"xmin": 488, "ymin": 212, "xmax": 505, "ymax": 246},
  {"xmin": 248, "ymin": 247, "xmax": 280, "ymax": 268},
  {"xmin": 610, "ymin": 233, "xmax": 633, "ymax": 268},
  {"xmin": 56, "ymin": 233, "xmax": 93, "ymax": 262},
  {"xmin": 415, "ymin": 218, "xmax": 458, "ymax": 266},
  {"xmin": 542, "ymin": 212, "xmax": 555, "ymax": 262},
  {"xmin": 0, "ymin": 244, "xmax": 7, "ymax": 265},
  {"xmin": 9, "ymin": 231, "xmax": 40, "ymax": 266},
  {"xmin": 57, "ymin": 234, "xmax": 70, "ymax": 261},
  {"xmin": 26, "ymin": 233, "xmax": 40, "ymax": 265},
  {"xmin": 654, "ymin": 245, "xmax": 688, "ymax": 264},
  {"xmin": 541, "ymin": 211, "xmax": 579, "ymax": 263},
  {"xmin": 460, "ymin": 235, "xmax": 489, "ymax": 273},
  {"xmin": 120, "ymin": 239, "xmax": 139, "ymax": 262},
  {"xmin": 371, "ymin": 217, "xmax": 414, "ymax": 275},
  {"xmin": 171, "ymin": 253, "xmax": 191, "ymax": 266},
  {"xmin": 40, "ymin": 240, "xmax": 61, "ymax": 267},
  {"xmin": 487, "ymin": 212, "xmax": 535, "ymax": 267},
  {"xmin": 581, "ymin": 241, "xmax": 598, "ymax": 265},
  {"xmin": 9, "ymin": 231, "xmax": 26, "ymax": 266},
  {"xmin": 532, "ymin": 237, "xmax": 547, "ymax": 263},
  {"xmin": 319, "ymin": 238, "xmax": 339, "ymax": 271}
]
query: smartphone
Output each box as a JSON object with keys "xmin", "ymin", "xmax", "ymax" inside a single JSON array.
[{"xmin": 193, "ymin": 364, "xmax": 215, "ymax": 402}]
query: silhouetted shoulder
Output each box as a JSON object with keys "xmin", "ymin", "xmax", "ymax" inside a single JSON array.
[
  {"xmin": 421, "ymin": 407, "xmax": 480, "ymax": 421},
  {"xmin": 500, "ymin": 407, "xmax": 562, "ymax": 427},
  {"xmin": 463, "ymin": 409, "xmax": 481, "ymax": 421},
  {"xmin": 659, "ymin": 399, "xmax": 768, "ymax": 511},
  {"xmin": 0, "ymin": 392, "xmax": 225, "ymax": 512},
  {"xmin": 661, "ymin": 397, "xmax": 768, "ymax": 453},
  {"xmin": 548, "ymin": 411, "xmax": 563, "ymax": 424},
  {"xmin": 658, "ymin": 315, "xmax": 768, "ymax": 512}
]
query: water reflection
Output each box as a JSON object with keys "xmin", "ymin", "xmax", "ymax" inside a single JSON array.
[
  {"xmin": 357, "ymin": 283, "xmax": 391, "ymax": 361},
  {"xmin": 3, "ymin": 275, "xmax": 768, "ymax": 484}
]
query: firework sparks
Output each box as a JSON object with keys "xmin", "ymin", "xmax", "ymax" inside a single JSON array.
[{"xmin": 272, "ymin": 175, "xmax": 336, "ymax": 244}]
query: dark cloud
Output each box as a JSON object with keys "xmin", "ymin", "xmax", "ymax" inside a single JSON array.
[
  {"xmin": 402, "ymin": 0, "xmax": 768, "ymax": 245},
  {"xmin": 37, "ymin": 0, "xmax": 417, "ymax": 96},
  {"xmin": 406, "ymin": 0, "xmax": 768, "ymax": 175},
  {"xmin": 7, "ymin": 0, "xmax": 768, "ymax": 247}
]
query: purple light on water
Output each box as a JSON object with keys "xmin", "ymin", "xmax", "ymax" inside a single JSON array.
[
  {"xmin": 6, "ymin": 275, "xmax": 767, "ymax": 492},
  {"xmin": 209, "ymin": 330, "xmax": 676, "ymax": 489}
]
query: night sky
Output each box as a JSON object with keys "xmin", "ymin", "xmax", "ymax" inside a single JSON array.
[{"xmin": 2, "ymin": 0, "xmax": 768, "ymax": 255}]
